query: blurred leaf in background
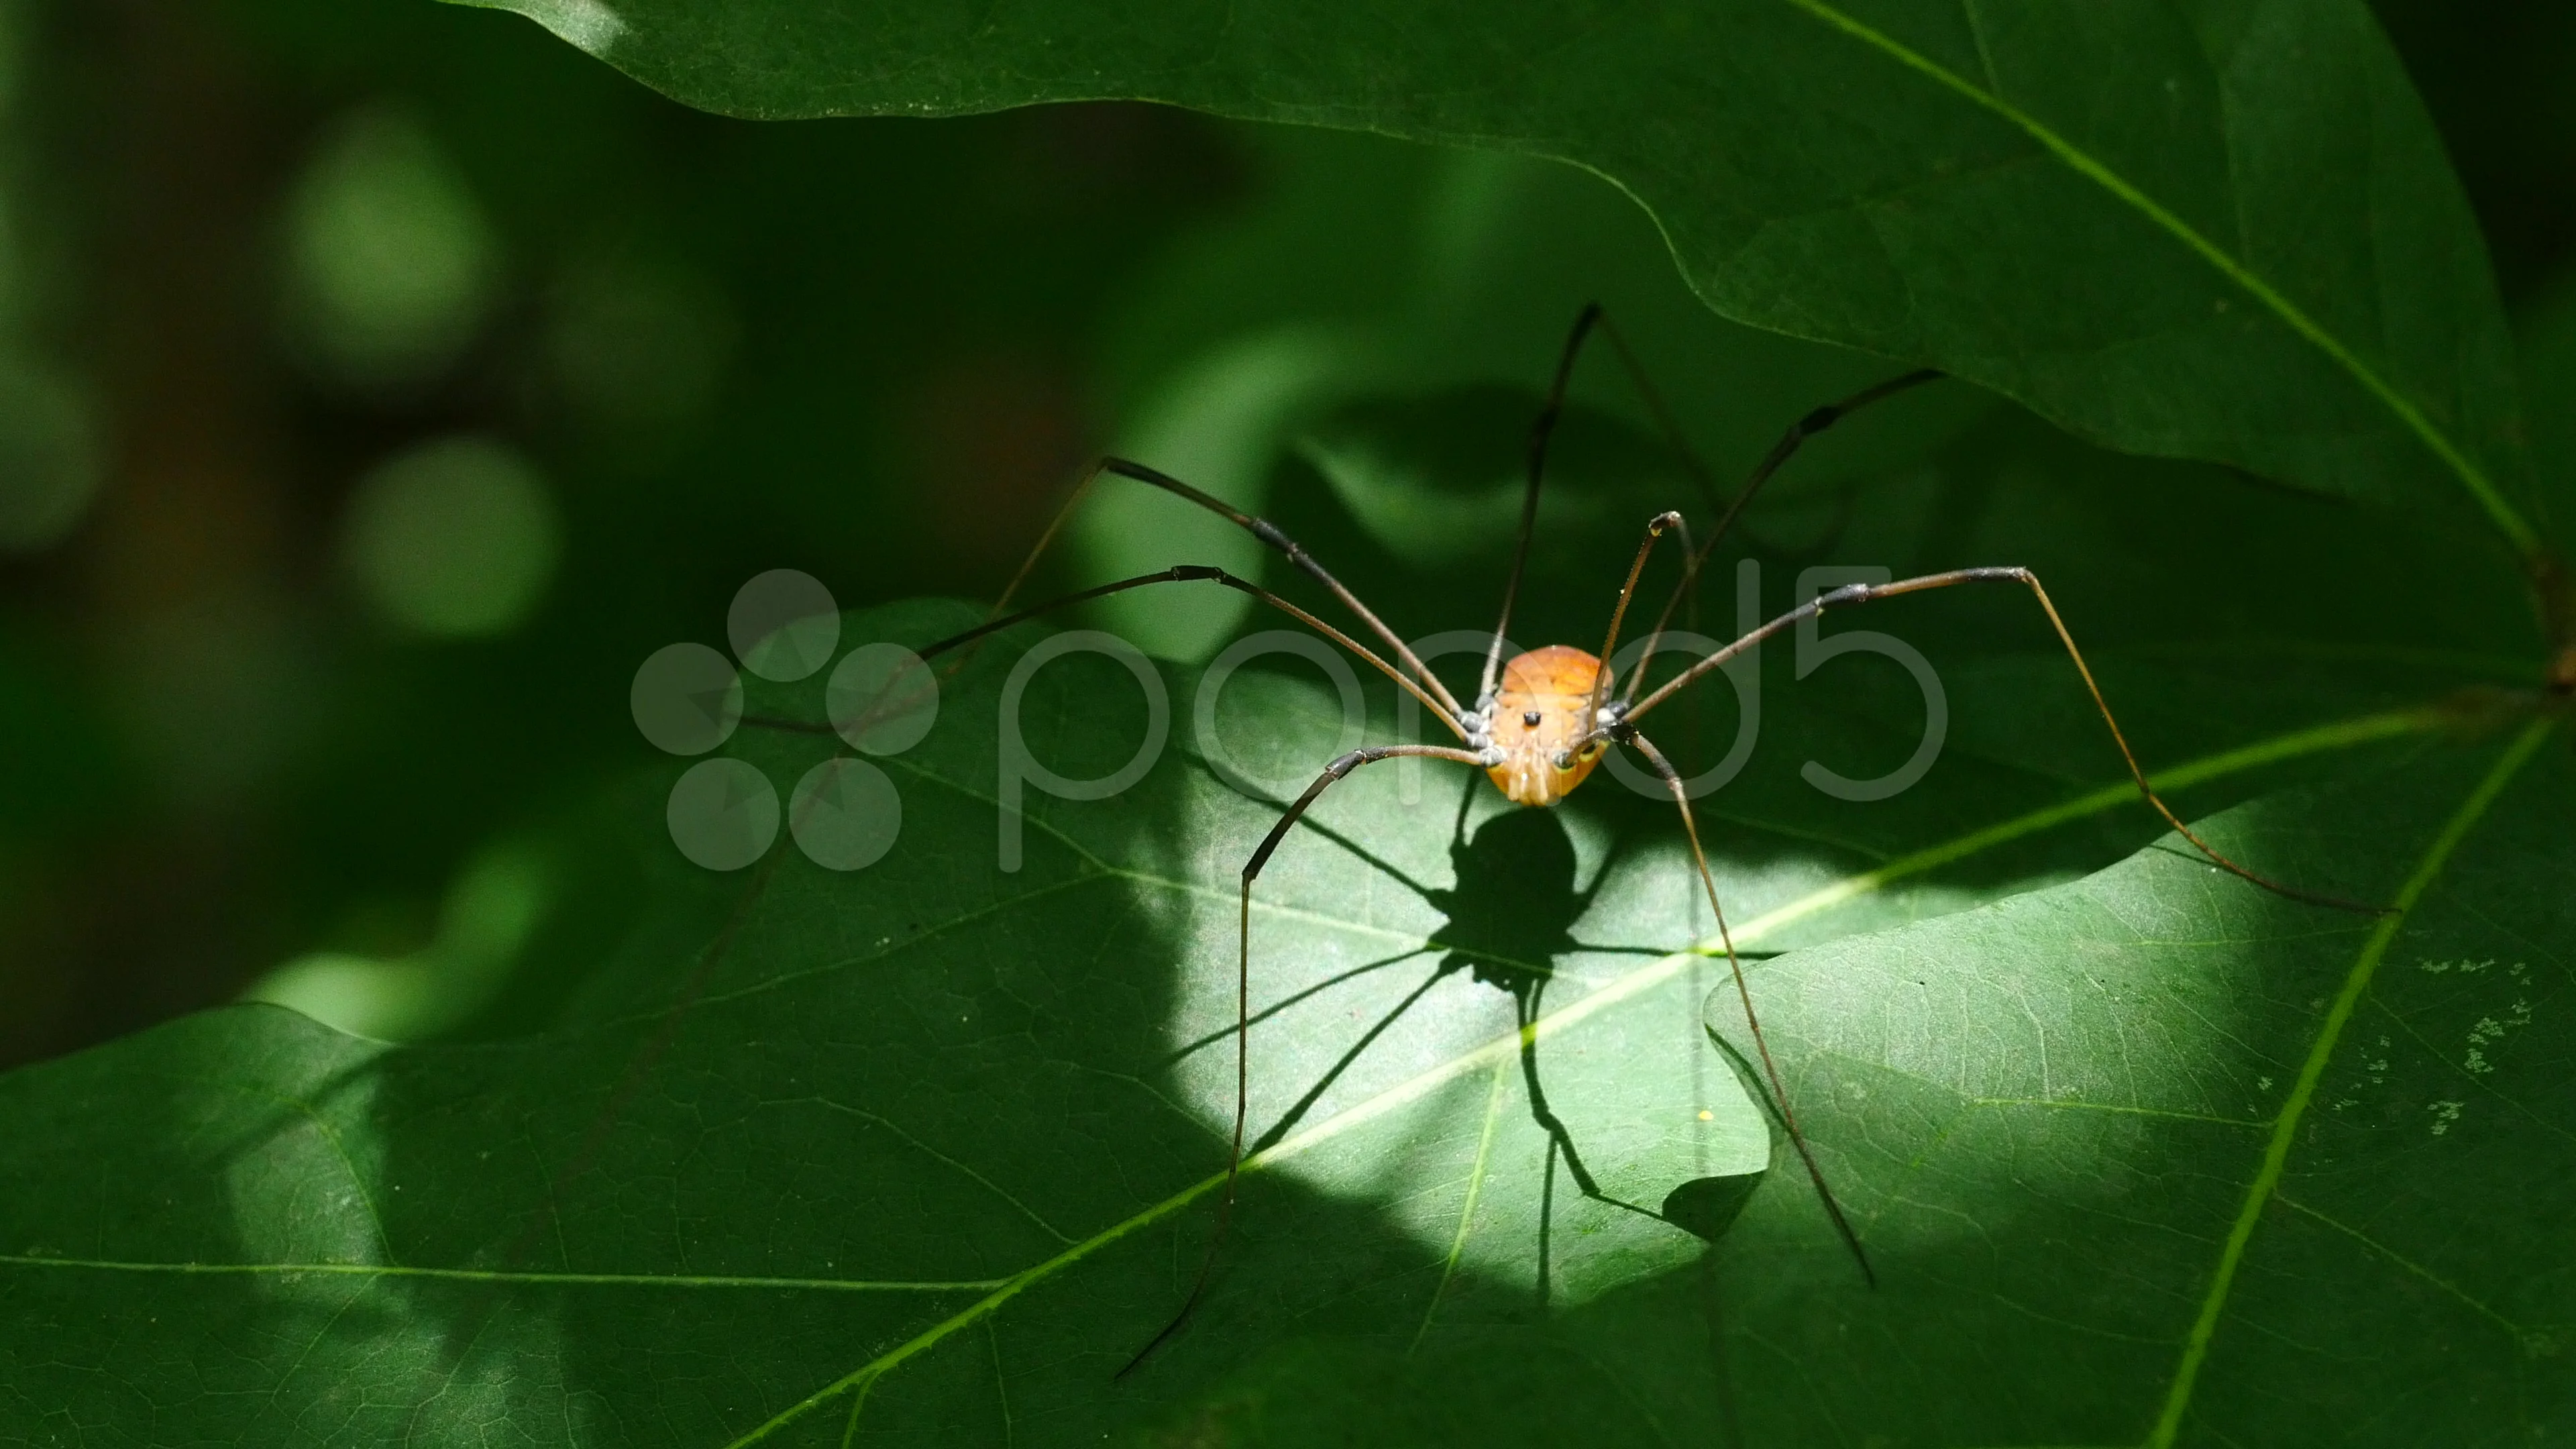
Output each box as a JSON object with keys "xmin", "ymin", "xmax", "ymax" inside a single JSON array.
[
  {"xmin": 0, "ymin": 0, "xmax": 1246, "ymax": 1065},
  {"xmin": 280, "ymin": 103, "xmax": 501, "ymax": 392},
  {"xmin": 337, "ymin": 434, "xmax": 559, "ymax": 637}
]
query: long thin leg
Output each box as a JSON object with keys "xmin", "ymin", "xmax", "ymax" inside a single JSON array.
[
  {"xmin": 1475, "ymin": 302, "xmax": 1769, "ymax": 704},
  {"xmin": 1619, "ymin": 567, "xmax": 2384, "ymax": 913},
  {"xmin": 1621, "ymin": 368, "xmax": 1944, "ymax": 706},
  {"xmin": 1120, "ymin": 742, "xmax": 1487, "ymax": 1377},
  {"xmin": 755, "ymin": 566, "xmax": 1468, "ymax": 747},
  {"xmin": 1593, "ymin": 311, "xmax": 1728, "ymax": 521},
  {"xmin": 995, "ymin": 456, "xmax": 1466, "ymax": 718},
  {"xmin": 1704, "ymin": 370, "xmax": 1943, "ymax": 574},
  {"xmin": 920, "ymin": 564, "xmax": 1462, "ymax": 735},
  {"xmin": 1620, "ymin": 727, "xmax": 1876, "ymax": 1286},
  {"xmin": 1479, "ymin": 304, "xmax": 1607, "ymax": 706},
  {"xmin": 1587, "ymin": 510, "xmax": 1688, "ymax": 727},
  {"xmin": 1593, "ymin": 317, "xmax": 1885, "ymax": 573}
]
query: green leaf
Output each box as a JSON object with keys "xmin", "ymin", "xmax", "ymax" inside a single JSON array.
[
  {"xmin": 2, "ymin": 407, "xmax": 2565, "ymax": 1441},
  {"xmin": 455, "ymin": 0, "xmax": 2538, "ymax": 551},
  {"xmin": 1699, "ymin": 718, "xmax": 2567, "ymax": 1449},
  {"xmin": 8, "ymin": 11, "xmax": 2569, "ymax": 1435}
]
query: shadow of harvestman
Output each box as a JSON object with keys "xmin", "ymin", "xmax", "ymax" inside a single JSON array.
[{"xmin": 765, "ymin": 302, "xmax": 2390, "ymax": 1375}]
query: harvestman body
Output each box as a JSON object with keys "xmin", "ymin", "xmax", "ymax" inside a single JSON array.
[{"xmin": 902, "ymin": 304, "xmax": 2369, "ymax": 1373}]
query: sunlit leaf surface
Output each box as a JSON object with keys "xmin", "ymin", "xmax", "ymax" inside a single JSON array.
[{"xmin": 2, "ymin": 553, "xmax": 2563, "ymax": 1443}]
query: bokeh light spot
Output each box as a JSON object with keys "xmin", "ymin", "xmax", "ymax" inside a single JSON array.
[
  {"xmin": 282, "ymin": 106, "xmax": 499, "ymax": 389},
  {"xmin": 0, "ymin": 362, "xmax": 99, "ymax": 554},
  {"xmin": 340, "ymin": 435, "xmax": 559, "ymax": 638}
]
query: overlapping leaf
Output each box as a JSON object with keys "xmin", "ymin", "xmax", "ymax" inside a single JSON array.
[{"xmin": 457, "ymin": 0, "xmax": 2538, "ymax": 547}]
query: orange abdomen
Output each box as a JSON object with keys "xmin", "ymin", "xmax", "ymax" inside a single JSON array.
[{"xmin": 1484, "ymin": 645, "xmax": 1607, "ymax": 807}]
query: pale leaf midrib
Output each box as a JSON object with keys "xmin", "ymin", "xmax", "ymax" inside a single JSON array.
[
  {"xmin": 2143, "ymin": 715, "xmax": 2555, "ymax": 1448},
  {"xmin": 725, "ymin": 707, "xmax": 2440, "ymax": 1444},
  {"xmin": 0, "ymin": 708, "xmax": 2434, "ymax": 1426}
]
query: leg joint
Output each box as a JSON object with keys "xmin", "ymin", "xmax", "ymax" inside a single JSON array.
[{"xmin": 1326, "ymin": 748, "xmax": 1377, "ymax": 778}]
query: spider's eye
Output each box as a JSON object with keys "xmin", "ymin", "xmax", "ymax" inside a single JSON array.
[{"xmin": 1522, "ymin": 710, "xmax": 1544, "ymax": 728}]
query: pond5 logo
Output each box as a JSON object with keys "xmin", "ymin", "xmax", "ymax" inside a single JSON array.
[
  {"xmin": 627, "ymin": 561, "xmax": 1955, "ymax": 874},
  {"xmin": 628, "ymin": 569, "xmax": 935, "ymax": 872}
]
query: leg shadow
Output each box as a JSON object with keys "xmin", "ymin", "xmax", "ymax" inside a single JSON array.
[{"xmin": 1423, "ymin": 808, "xmax": 1672, "ymax": 1240}]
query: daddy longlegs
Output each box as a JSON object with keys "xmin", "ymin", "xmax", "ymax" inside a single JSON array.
[{"xmin": 886, "ymin": 303, "xmax": 2379, "ymax": 1376}]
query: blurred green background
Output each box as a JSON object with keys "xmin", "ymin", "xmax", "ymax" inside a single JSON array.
[{"xmin": 0, "ymin": 0, "xmax": 2566, "ymax": 1069}]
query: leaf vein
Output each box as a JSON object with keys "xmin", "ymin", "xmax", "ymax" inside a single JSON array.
[
  {"xmin": 2270, "ymin": 1193, "xmax": 2524, "ymax": 1338},
  {"xmin": 2143, "ymin": 716, "xmax": 2555, "ymax": 1448},
  {"xmin": 0, "ymin": 1254, "xmax": 1000, "ymax": 1292},
  {"xmin": 806, "ymin": 1100, "xmax": 1076, "ymax": 1244},
  {"xmin": 1777, "ymin": 0, "xmax": 2539, "ymax": 555},
  {"xmin": 1968, "ymin": 1098, "xmax": 2265, "ymax": 1128}
]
